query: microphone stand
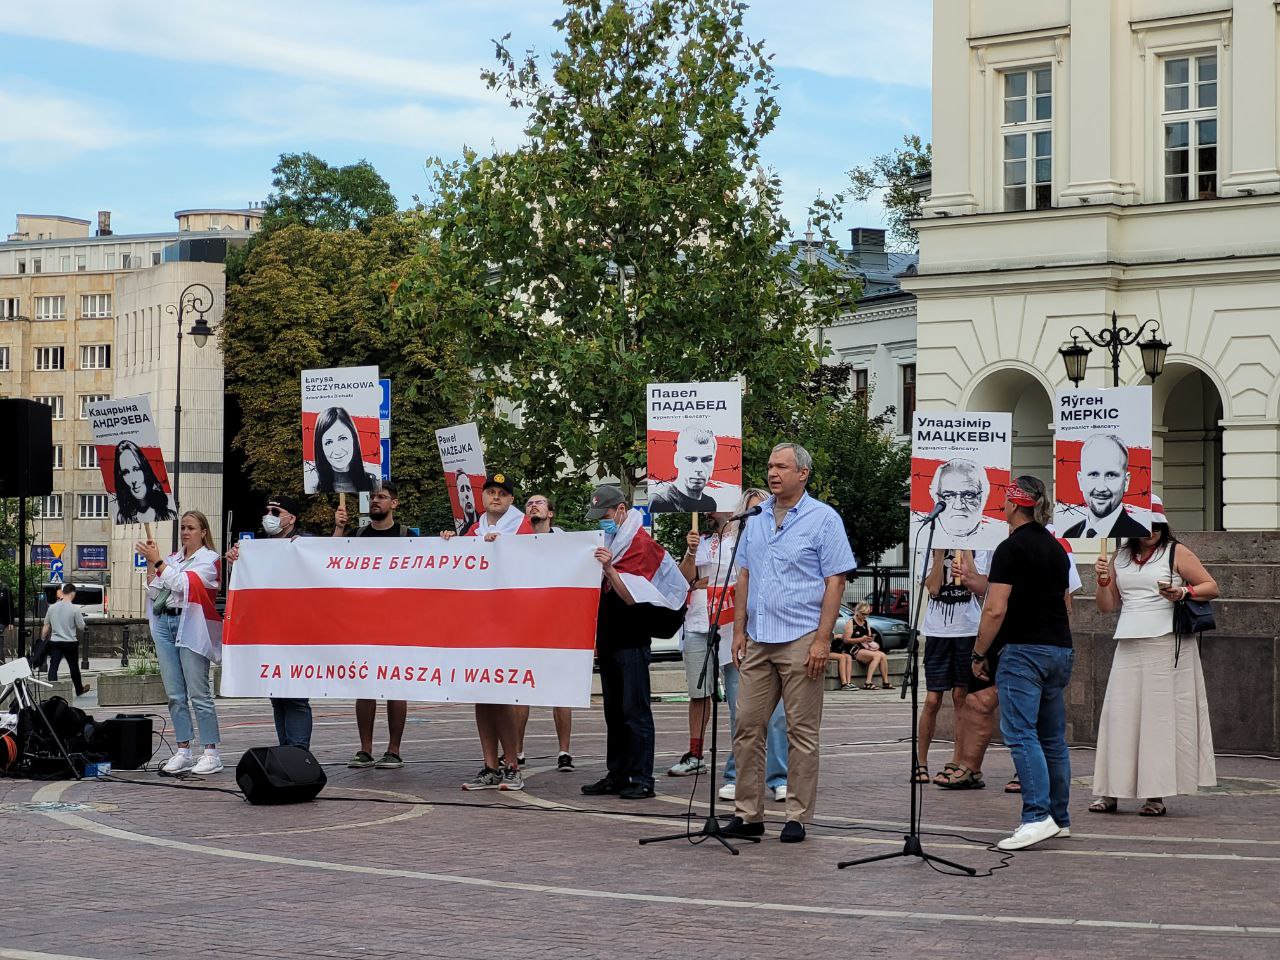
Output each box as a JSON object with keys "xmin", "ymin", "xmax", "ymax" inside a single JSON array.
[
  {"xmin": 639, "ymin": 515, "xmax": 758, "ymax": 854},
  {"xmin": 837, "ymin": 507, "xmax": 974, "ymax": 874}
]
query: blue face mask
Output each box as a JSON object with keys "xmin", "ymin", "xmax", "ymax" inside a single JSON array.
[{"xmin": 599, "ymin": 518, "xmax": 618, "ymax": 536}]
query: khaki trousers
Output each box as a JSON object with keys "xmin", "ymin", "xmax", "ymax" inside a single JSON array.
[{"xmin": 732, "ymin": 632, "xmax": 824, "ymax": 824}]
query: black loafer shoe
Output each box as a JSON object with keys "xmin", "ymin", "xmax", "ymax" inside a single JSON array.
[
  {"xmin": 619, "ymin": 782, "xmax": 656, "ymax": 799},
  {"xmin": 581, "ymin": 777, "xmax": 625, "ymax": 796},
  {"xmin": 722, "ymin": 816, "xmax": 765, "ymax": 838},
  {"xmin": 779, "ymin": 821, "xmax": 806, "ymax": 843}
]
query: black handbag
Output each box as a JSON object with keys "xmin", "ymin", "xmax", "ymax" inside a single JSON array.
[{"xmin": 1168, "ymin": 542, "xmax": 1215, "ymax": 665}]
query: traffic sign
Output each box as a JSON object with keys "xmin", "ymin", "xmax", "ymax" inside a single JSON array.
[
  {"xmin": 49, "ymin": 559, "xmax": 65, "ymax": 583},
  {"xmin": 49, "ymin": 542, "xmax": 66, "ymax": 560},
  {"xmin": 239, "ymin": 531, "xmax": 255, "ymax": 541},
  {"xmin": 133, "ymin": 552, "xmax": 148, "ymax": 569},
  {"xmin": 379, "ymin": 378, "xmax": 391, "ymax": 481}
]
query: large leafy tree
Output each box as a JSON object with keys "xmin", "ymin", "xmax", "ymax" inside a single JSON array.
[
  {"xmin": 0, "ymin": 498, "xmax": 45, "ymax": 620},
  {"xmin": 262, "ymin": 152, "xmax": 398, "ymax": 233},
  {"xmin": 221, "ymin": 217, "xmax": 470, "ymax": 533},
  {"xmin": 845, "ymin": 134, "xmax": 932, "ymax": 250},
  {"xmin": 402, "ymin": 0, "xmax": 851, "ymax": 513}
]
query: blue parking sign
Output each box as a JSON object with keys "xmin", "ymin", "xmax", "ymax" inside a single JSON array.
[{"xmin": 134, "ymin": 552, "xmax": 148, "ymax": 569}]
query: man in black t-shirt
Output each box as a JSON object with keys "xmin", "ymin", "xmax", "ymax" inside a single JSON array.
[
  {"xmin": 335, "ymin": 481, "xmax": 412, "ymax": 770},
  {"xmin": 972, "ymin": 476, "xmax": 1073, "ymax": 852}
]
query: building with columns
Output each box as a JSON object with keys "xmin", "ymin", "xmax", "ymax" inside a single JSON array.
[{"xmin": 906, "ymin": 0, "xmax": 1280, "ymax": 532}]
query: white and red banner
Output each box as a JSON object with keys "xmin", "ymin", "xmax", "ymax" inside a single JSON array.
[
  {"xmin": 221, "ymin": 532, "xmax": 603, "ymax": 706},
  {"xmin": 646, "ymin": 381, "xmax": 742, "ymax": 513},
  {"xmin": 87, "ymin": 395, "xmax": 176, "ymax": 525},
  {"xmin": 436, "ymin": 421, "xmax": 486, "ymax": 534}
]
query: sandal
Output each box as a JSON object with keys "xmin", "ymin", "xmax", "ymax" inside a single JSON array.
[
  {"xmin": 862, "ymin": 682, "xmax": 877, "ymax": 690},
  {"xmin": 1088, "ymin": 797, "xmax": 1118, "ymax": 813},
  {"xmin": 1004, "ymin": 775, "xmax": 1021, "ymax": 794},
  {"xmin": 937, "ymin": 765, "xmax": 985, "ymax": 790},
  {"xmin": 932, "ymin": 762, "xmax": 960, "ymax": 786},
  {"xmin": 912, "ymin": 764, "xmax": 930, "ymax": 784},
  {"xmin": 1138, "ymin": 799, "xmax": 1166, "ymax": 817},
  {"xmin": 882, "ymin": 682, "xmax": 895, "ymax": 689}
]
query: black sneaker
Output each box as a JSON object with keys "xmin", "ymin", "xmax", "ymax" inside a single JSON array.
[
  {"xmin": 779, "ymin": 821, "xmax": 807, "ymax": 843},
  {"xmin": 557, "ymin": 752, "xmax": 575, "ymax": 772},
  {"xmin": 619, "ymin": 782, "xmax": 656, "ymax": 800},
  {"xmin": 581, "ymin": 777, "xmax": 625, "ymax": 796},
  {"xmin": 722, "ymin": 816, "xmax": 765, "ymax": 838}
]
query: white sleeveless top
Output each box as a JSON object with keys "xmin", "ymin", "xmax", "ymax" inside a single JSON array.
[{"xmin": 1113, "ymin": 544, "xmax": 1183, "ymax": 639}]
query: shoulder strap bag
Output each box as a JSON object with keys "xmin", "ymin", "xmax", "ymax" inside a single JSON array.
[{"xmin": 1169, "ymin": 541, "xmax": 1215, "ymax": 666}]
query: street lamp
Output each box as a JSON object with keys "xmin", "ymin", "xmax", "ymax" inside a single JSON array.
[
  {"xmin": 163, "ymin": 282, "xmax": 216, "ymax": 552},
  {"xmin": 1058, "ymin": 311, "xmax": 1170, "ymax": 387}
]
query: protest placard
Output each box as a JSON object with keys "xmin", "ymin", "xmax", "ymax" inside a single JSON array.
[
  {"xmin": 87, "ymin": 395, "xmax": 176, "ymax": 525},
  {"xmin": 436, "ymin": 421, "xmax": 486, "ymax": 534},
  {"xmin": 1054, "ymin": 386, "xmax": 1153, "ymax": 538},
  {"xmin": 910, "ymin": 412, "xmax": 1012, "ymax": 550},
  {"xmin": 302, "ymin": 365, "xmax": 381, "ymax": 494},
  {"xmin": 646, "ymin": 381, "xmax": 742, "ymax": 513}
]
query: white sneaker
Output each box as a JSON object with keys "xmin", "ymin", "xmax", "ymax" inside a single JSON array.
[
  {"xmin": 773, "ymin": 785, "xmax": 788, "ymax": 802},
  {"xmin": 666, "ymin": 752, "xmax": 707, "ymax": 776},
  {"xmin": 162, "ymin": 751, "xmax": 196, "ymax": 774},
  {"xmin": 996, "ymin": 816, "xmax": 1060, "ymax": 851},
  {"xmin": 1056, "ymin": 826, "xmax": 1071, "ymax": 838},
  {"xmin": 190, "ymin": 753, "xmax": 224, "ymax": 775},
  {"xmin": 718, "ymin": 782, "xmax": 736, "ymax": 801}
]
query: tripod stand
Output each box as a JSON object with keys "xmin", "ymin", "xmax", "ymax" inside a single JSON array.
[
  {"xmin": 837, "ymin": 509, "xmax": 973, "ymax": 874},
  {"xmin": 639, "ymin": 519, "xmax": 758, "ymax": 854},
  {"xmin": 0, "ymin": 657, "xmax": 81, "ymax": 780}
]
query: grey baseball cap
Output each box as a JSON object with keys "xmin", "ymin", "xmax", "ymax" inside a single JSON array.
[{"xmin": 585, "ymin": 484, "xmax": 626, "ymax": 519}]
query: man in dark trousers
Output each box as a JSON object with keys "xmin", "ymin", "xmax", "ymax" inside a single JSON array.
[{"xmin": 335, "ymin": 480, "xmax": 413, "ymax": 770}]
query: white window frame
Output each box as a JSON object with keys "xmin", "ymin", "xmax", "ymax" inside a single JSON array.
[
  {"xmin": 81, "ymin": 293, "xmax": 112, "ymax": 318},
  {"xmin": 0, "ymin": 345, "xmax": 9, "ymax": 371},
  {"xmin": 999, "ymin": 64, "xmax": 1054, "ymax": 212},
  {"xmin": 34, "ymin": 295, "xmax": 66, "ymax": 320},
  {"xmin": 40, "ymin": 494, "xmax": 63, "ymax": 519},
  {"xmin": 59, "ymin": 255, "xmax": 71, "ymax": 272},
  {"xmin": 34, "ymin": 346, "xmax": 65, "ymax": 371},
  {"xmin": 78, "ymin": 494, "xmax": 110, "ymax": 519},
  {"xmin": 52, "ymin": 445, "xmax": 64, "ymax": 470},
  {"xmin": 80, "ymin": 344, "xmax": 111, "ymax": 369},
  {"xmin": 1160, "ymin": 50, "xmax": 1218, "ymax": 202},
  {"xmin": 35, "ymin": 395, "xmax": 65, "ymax": 420},
  {"xmin": 78, "ymin": 444, "xmax": 99, "ymax": 469},
  {"xmin": 79, "ymin": 393, "xmax": 110, "ymax": 419}
]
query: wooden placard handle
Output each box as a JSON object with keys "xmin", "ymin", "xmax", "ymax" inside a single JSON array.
[{"xmin": 691, "ymin": 512, "xmax": 699, "ymax": 534}]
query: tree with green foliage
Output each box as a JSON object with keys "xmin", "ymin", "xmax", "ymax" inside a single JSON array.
[
  {"xmin": 403, "ymin": 0, "xmax": 853, "ymax": 519},
  {"xmin": 0, "ymin": 498, "xmax": 46, "ymax": 623},
  {"xmin": 221, "ymin": 216, "xmax": 471, "ymax": 533},
  {"xmin": 263, "ymin": 152, "xmax": 398, "ymax": 233},
  {"xmin": 846, "ymin": 134, "xmax": 932, "ymax": 250}
]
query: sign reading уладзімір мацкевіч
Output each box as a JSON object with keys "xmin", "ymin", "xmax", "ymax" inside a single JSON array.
[
  {"xmin": 1054, "ymin": 386, "xmax": 1152, "ymax": 539},
  {"xmin": 220, "ymin": 532, "xmax": 602, "ymax": 707},
  {"xmin": 646, "ymin": 381, "xmax": 742, "ymax": 513},
  {"xmin": 910, "ymin": 412, "xmax": 1012, "ymax": 551},
  {"xmin": 302, "ymin": 365, "xmax": 382, "ymax": 495},
  {"xmin": 435, "ymin": 421, "xmax": 486, "ymax": 535}
]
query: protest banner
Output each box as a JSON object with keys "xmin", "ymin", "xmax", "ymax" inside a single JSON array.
[
  {"xmin": 910, "ymin": 413, "xmax": 1012, "ymax": 551},
  {"xmin": 87, "ymin": 395, "xmax": 176, "ymax": 525},
  {"xmin": 646, "ymin": 380, "xmax": 742, "ymax": 513},
  {"xmin": 302, "ymin": 365, "xmax": 381, "ymax": 495},
  {"xmin": 1054, "ymin": 386, "xmax": 1153, "ymax": 538},
  {"xmin": 221, "ymin": 532, "xmax": 602, "ymax": 707},
  {"xmin": 435, "ymin": 421, "xmax": 487, "ymax": 534}
]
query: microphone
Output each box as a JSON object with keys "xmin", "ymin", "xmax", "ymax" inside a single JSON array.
[
  {"xmin": 923, "ymin": 500, "xmax": 947, "ymax": 521},
  {"xmin": 729, "ymin": 504, "xmax": 763, "ymax": 522}
]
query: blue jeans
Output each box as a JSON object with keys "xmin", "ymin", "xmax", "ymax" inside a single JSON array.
[
  {"xmin": 997, "ymin": 644, "xmax": 1074, "ymax": 827},
  {"xmin": 598, "ymin": 646, "xmax": 655, "ymax": 789},
  {"xmin": 722, "ymin": 663, "xmax": 787, "ymax": 789},
  {"xmin": 272, "ymin": 698, "xmax": 313, "ymax": 749},
  {"xmin": 152, "ymin": 612, "xmax": 220, "ymax": 745}
]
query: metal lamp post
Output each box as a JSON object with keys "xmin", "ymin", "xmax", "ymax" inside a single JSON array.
[
  {"xmin": 1059, "ymin": 310, "xmax": 1171, "ymax": 388},
  {"xmin": 164, "ymin": 283, "xmax": 215, "ymax": 552}
]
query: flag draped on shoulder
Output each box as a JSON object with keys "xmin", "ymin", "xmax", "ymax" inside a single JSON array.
[
  {"xmin": 467, "ymin": 507, "xmax": 534, "ymax": 537},
  {"xmin": 146, "ymin": 548, "xmax": 223, "ymax": 663},
  {"xmin": 608, "ymin": 509, "xmax": 687, "ymax": 610}
]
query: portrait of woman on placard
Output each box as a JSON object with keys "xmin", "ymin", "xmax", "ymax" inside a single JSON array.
[
  {"xmin": 305, "ymin": 406, "xmax": 378, "ymax": 494},
  {"xmin": 113, "ymin": 439, "xmax": 176, "ymax": 524}
]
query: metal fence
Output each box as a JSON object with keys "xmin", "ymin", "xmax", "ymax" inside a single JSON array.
[{"xmin": 844, "ymin": 565, "xmax": 913, "ymax": 620}]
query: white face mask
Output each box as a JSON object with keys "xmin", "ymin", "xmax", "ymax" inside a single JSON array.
[{"xmin": 262, "ymin": 514, "xmax": 283, "ymax": 536}]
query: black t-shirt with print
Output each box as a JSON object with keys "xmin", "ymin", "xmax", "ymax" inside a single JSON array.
[{"xmin": 987, "ymin": 522, "xmax": 1072, "ymax": 648}]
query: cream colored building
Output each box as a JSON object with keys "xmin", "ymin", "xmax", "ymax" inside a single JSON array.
[
  {"xmin": 906, "ymin": 0, "xmax": 1280, "ymax": 532},
  {"xmin": 0, "ymin": 207, "xmax": 253, "ymax": 607}
]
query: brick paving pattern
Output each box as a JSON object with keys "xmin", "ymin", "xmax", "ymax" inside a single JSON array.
[{"xmin": 2, "ymin": 685, "xmax": 1279, "ymax": 959}]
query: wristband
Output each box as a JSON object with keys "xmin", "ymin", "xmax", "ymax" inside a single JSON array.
[
  {"xmin": 970, "ymin": 652, "xmax": 987, "ymax": 663},
  {"xmin": 154, "ymin": 560, "xmax": 164, "ymax": 571},
  {"xmin": 1185, "ymin": 583, "xmax": 1194, "ymax": 598}
]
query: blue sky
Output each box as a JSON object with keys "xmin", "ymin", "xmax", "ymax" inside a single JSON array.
[{"xmin": 0, "ymin": 1, "xmax": 931, "ymax": 242}]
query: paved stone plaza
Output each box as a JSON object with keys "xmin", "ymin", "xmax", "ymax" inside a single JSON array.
[{"xmin": 3, "ymin": 688, "xmax": 1279, "ymax": 960}]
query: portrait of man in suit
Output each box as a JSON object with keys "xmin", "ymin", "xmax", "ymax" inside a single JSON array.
[{"xmin": 1062, "ymin": 433, "xmax": 1148, "ymax": 538}]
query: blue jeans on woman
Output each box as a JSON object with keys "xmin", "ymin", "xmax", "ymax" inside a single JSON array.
[
  {"xmin": 722, "ymin": 662, "xmax": 788, "ymax": 790},
  {"xmin": 996, "ymin": 644, "xmax": 1074, "ymax": 827},
  {"xmin": 152, "ymin": 612, "xmax": 220, "ymax": 745}
]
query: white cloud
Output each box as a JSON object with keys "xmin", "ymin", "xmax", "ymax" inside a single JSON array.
[
  {"xmin": 0, "ymin": 82, "xmax": 141, "ymax": 165},
  {"xmin": 748, "ymin": 1, "xmax": 932, "ymax": 89}
]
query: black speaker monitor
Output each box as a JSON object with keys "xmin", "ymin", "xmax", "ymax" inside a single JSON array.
[
  {"xmin": 98, "ymin": 715, "xmax": 153, "ymax": 770},
  {"xmin": 0, "ymin": 398, "xmax": 54, "ymax": 497},
  {"xmin": 235, "ymin": 745, "xmax": 327, "ymax": 805}
]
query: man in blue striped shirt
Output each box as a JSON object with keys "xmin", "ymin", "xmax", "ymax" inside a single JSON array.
[{"xmin": 724, "ymin": 442, "xmax": 856, "ymax": 843}]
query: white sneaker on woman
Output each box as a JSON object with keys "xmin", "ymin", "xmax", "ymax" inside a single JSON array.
[
  {"xmin": 191, "ymin": 752, "xmax": 224, "ymax": 775},
  {"xmin": 996, "ymin": 816, "xmax": 1059, "ymax": 851},
  {"xmin": 162, "ymin": 751, "xmax": 196, "ymax": 774},
  {"xmin": 718, "ymin": 782, "xmax": 736, "ymax": 800}
]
